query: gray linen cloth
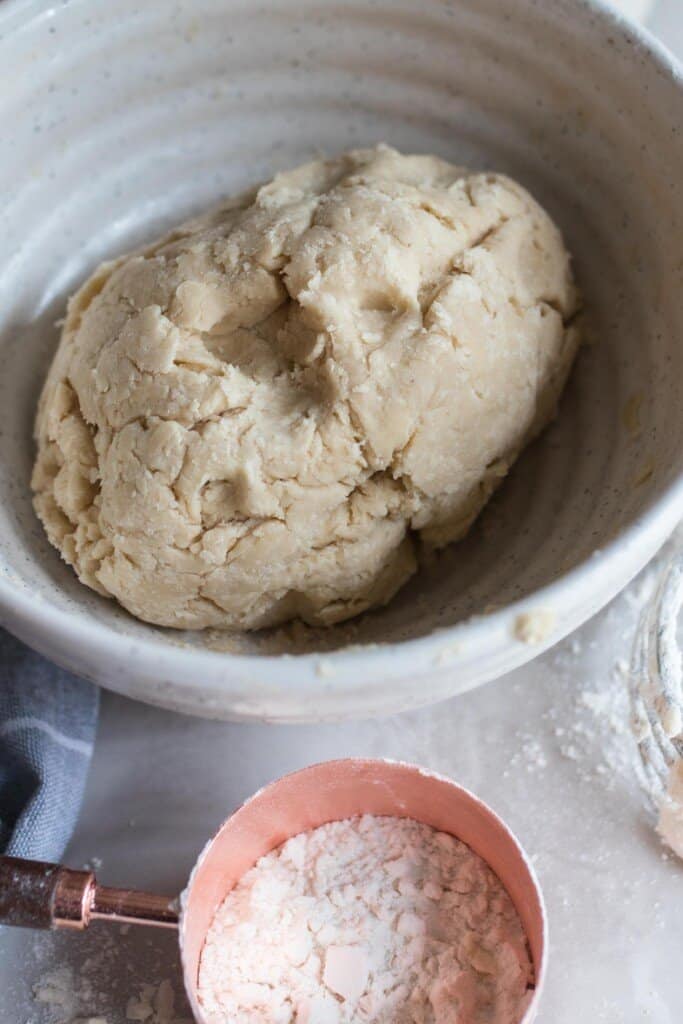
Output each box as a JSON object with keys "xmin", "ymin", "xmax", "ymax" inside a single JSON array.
[{"xmin": 0, "ymin": 628, "xmax": 98, "ymax": 860}]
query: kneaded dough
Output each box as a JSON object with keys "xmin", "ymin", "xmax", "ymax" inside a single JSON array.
[{"xmin": 32, "ymin": 145, "xmax": 580, "ymax": 630}]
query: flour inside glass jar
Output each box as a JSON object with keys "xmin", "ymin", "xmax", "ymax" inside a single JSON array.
[{"xmin": 197, "ymin": 815, "xmax": 533, "ymax": 1024}]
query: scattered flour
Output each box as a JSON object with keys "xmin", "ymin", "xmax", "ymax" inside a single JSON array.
[
  {"xmin": 31, "ymin": 952, "xmax": 191, "ymax": 1024},
  {"xmin": 82, "ymin": 857, "xmax": 104, "ymax": 872},
  {"xmin": 549, "ymin": 642, "xmax": 637, "ymax": 785},
  {"xmin": 198, "ymin": 815, "xmax": 533, "ymax": 1024},
  {"xmin": 544, "ymin": 538, "xmax": 683, "ymax": 867},
  {"xmin": 33, "ymin": 967, "xmax": 81, "ymax": 1019},
  {"xmin": 124, "ymin": 980, "xmax": 186, "ymax": 1023}
]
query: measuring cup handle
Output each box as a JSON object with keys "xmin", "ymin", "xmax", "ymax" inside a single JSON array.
[
  {"xmin": 0, "ymin": 855, "xmax": 94, "ymax": 930},
  {"xmin": 0, "ymin": 855, "xmax": 179, "ymax": 930}
]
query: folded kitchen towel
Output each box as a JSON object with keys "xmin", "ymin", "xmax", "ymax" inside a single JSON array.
[{"xmin": 0, "ymin": 628, "xmax": 98, "ymax": 861}]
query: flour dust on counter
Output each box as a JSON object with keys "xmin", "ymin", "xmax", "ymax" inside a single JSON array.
[{"xmin": 26, "ymin": 926, "xmax": 192, "ymax": 1024}]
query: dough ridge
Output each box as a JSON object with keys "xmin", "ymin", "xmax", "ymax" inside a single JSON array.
[{"xmin": 32, "ymin": 145, "xmax": 580, "ymax": 630}]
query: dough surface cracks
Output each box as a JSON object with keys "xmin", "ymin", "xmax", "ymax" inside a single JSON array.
[{"xmin": 32, "ymin": 145, "xmax": 580, "ymax": 630}]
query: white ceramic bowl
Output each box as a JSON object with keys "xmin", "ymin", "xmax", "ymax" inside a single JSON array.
[{"xmin": 0, "ymin": 0, "xmax": 681, "ymax": 722}]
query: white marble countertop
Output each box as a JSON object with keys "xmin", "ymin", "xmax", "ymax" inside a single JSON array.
[
  {"xmin": 4, "ymin": 3, "xmax": 683, "ymax": 1023},
  {"xmin": 9, "ymin": 546, "xmax": 683, "ymax": 1024}
]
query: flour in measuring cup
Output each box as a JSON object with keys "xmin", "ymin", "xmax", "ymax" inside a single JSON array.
[{"xmin": 197, "ymin": 815, "xmax": 533, "ymax": 1024}]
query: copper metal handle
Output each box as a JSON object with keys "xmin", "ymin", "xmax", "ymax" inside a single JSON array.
[{"xmin": 0, "ymin": 856, "xmax": 178, "ymax": 931}]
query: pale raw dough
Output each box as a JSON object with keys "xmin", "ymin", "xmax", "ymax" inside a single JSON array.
[{"xmin": 32, "ymin": 145, "xmax": 580, "ymax": 630}]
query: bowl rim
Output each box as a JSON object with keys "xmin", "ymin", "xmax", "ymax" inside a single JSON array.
[{"xmin": 0, "ymin": 0, "xmax": 682, "ymax": 718}]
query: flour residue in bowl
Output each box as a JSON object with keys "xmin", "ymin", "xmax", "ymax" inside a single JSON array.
[{"xmin": 197, "ymin": 815, "xmax": 533, "ymax": 1023}]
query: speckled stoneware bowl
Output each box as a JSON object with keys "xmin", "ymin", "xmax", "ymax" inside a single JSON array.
[{"xmin": 0, "ymin": 0, "xmax": 681, "ymax": 722}]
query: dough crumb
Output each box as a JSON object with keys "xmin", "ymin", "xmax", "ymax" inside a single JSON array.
[
  {"xmin": 32, "ymin": 962, "xmax": 191, "ymax": 1024},
  {"xmin": 513, "ymin": 609, "xmax": 556, "ymax": 645}
]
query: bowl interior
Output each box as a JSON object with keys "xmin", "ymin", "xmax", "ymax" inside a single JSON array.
[{"xmin": 0, "ymin": 0, "xmax": 681, "ymax": 682}]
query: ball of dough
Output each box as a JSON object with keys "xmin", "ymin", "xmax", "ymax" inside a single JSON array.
[{"xmin": 32, "ymin": 146, "xmax": 580, "ymax": 630}]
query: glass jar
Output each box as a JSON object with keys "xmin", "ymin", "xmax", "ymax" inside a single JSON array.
[{"xmin": 630, "ymin": 545, "xmax": 683, "ymax": 857}]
